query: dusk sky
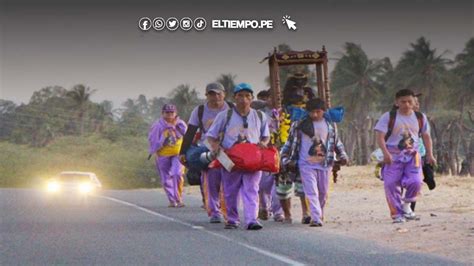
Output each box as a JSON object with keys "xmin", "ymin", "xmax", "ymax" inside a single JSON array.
[{"xmin": 1, "ymin": 0, "xmax": 472, "ymax": 107}]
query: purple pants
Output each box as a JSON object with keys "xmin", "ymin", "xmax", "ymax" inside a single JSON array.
[
  {"xmin": 203, "ymin": 168, "xmax": 224, "ymax": 218},
  {"xmin": 156, "ymin": 155, "xmax": 183, "ymax": 204},
  {"xmin": 382, "ymin": 155, "xmax": 422, "ymax": 218},
  {"xmin": 259, "ymin": 172, "xmax": 283, "ymax": 216},
  {"xmin": 221, "ymin": 169, "xmax": 261, "ymax": 226},
  {"xmin": 299, "ymin": 166, "xmax": 329, "ymax": 223}
]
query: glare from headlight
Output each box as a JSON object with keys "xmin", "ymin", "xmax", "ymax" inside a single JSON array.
[
  {"xmin": 79, "ymin": 183, "xmax": 93, "ymax": 194},
  {"xmin": 47, "ymin": 182, "xmax": 60, "ymax": 192}
]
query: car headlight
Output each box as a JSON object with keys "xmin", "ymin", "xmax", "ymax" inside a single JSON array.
[
  {"xmin": 47, "ymin": 182, "xmax": 60, "ymax": 193},
  {"xmin": 79, "ymin": 183, "xmax": 93, "ymax": 194}
]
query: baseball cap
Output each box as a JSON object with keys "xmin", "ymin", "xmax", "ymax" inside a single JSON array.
[
  {"xmin": 233, "ymin": 83, "xmax": 253, "ymax": 94},
  {"xmin": 162, "ymin": 104, "xmax": 177, "ymax": 112},
  {"xmin": 206, "ymin": 82, "xmax": 225, "ymax": 94}
]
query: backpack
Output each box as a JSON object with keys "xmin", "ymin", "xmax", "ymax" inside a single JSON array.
[
  {"xmin": 297, "ymin": 116, "xmax": 338, "ymax": 154},
  {"xmin": 297, "ymin": 116, "xmax": 338, "ymax": 139},
  {"xmin": 385, "ymin": 110, "xmax": 424, "ymax": 142},
  {"xmin": 197, "ymin": 101, "xmax": 235, "ymax": 133},
  {"xmin": 221, "ymin": 108, "xmax": 264, "ymax": 141}
]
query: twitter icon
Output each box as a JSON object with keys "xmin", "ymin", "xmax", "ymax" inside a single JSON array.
[{"xmin": 166, "ymin": 17, "xmax": 179, "ymax": 31}]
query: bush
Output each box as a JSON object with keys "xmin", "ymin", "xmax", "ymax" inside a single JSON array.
[{"xmin": 0, "ymin": 135, "xmax": 159, "ymax": 189}]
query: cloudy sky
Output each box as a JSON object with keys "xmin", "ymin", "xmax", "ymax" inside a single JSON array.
[{"xmin": 0, "ymin": 0, "xmax": 472, "ymax": 107}]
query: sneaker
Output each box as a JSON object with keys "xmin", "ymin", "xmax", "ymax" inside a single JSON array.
[
  {"xmin": 309, "ymin": 220, "xmax": 323, "ymax": 227},
  {"xmin": 402, "ymin": 202, "xmax": 412, "ymax": 214},
  {"xmin": 176, "ymin": 202, "xmax": 185, "ymax": 208},
  {"xmin": 224, "ymin": 223, "xmax": 239, "ymax": 229},
  {"xmin": 404, "ymin": 212, "xmax": 418, "ymax": 220},
  {"xmin": 301, "ymin": 216, "xmax": 311, "ymax": 224},
  {"xmin": 168, "ymin": 202, "xmax": 177, "ymax": 208},
  {"xmin": 392, "ymin": 217, "xmax": 406, "ymax": 223},
  {"xmin": 258, "ymin": 209, "xmax": 269, "ymax": 220},
  {"xmin": 210, "ymin": 216, "xmax": 223, "ymax": 223},
  {"xmin": 273, "ymin": 215, "xmax": 285, "ymax": 222},
  {"xmin": 247, "ymin": 222, "xmax": 263, "ymax": 230}
]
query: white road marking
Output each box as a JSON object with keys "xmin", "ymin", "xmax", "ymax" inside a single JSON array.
[
  {"xmin": 98, "ymin": 195, "xmax": 305, "ymax": 266},
  {"xmin": 192, "ymin": 226, "xmax": 204, "ymax": 229}
]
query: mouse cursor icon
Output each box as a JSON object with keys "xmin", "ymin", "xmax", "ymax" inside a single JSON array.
[{"xmin": 282, "ymin": 15, "xmax": 297, "ymax": 30}]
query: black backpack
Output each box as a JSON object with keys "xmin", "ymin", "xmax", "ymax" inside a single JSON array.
[
  {"xmin": 185, "ymin": 169, "xmax": 201, "ymax": 186},
  {"xmin": 197, "ymin": 101, "xmax": 235, "ymax": 133}
]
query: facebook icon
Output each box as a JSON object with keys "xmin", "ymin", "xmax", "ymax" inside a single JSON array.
[{"xmin": 139, "ymin": 17, "xmax": 152, "ymax": 31}]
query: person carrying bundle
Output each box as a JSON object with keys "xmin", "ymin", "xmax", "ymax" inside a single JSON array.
[{"xmin": 206, "ymin": 83, "xmax": 270, "ymax": 230}]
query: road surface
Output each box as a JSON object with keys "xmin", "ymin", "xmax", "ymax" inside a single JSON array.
[{"xmin": 0, "ymin": 188, "xmax": 464, "ymax": 265}]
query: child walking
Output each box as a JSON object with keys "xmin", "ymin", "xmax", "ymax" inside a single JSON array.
[
  {"xmin": 281, "ymin": 98, "xmax": 348, "ymax": 226},
  {"xmin": 149, "ymin": 104, "xmax": 187, "ymax": 207}
]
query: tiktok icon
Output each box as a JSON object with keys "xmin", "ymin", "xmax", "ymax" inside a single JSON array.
[{"xmin": 194, "ymin": 17, "xmax": 207, "ymax": 31}]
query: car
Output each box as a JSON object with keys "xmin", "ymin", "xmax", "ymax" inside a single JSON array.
[{"xmin": 46, "ymin": 171, "xmax": 102, "ymax": 196}]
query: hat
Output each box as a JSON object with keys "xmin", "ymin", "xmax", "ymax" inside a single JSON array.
[
  {"xmin": 234, "ymin": 83, "xmax": 253, "ymax": 94},
  {"xmin": 206, "ymin": 82, "xmax": 225, "ymax": 93},
  {"xmin": 293, "ymin": 72, "xmax": 308, "ymax": 79},
  {"xmin": 289, "ymin": 73, "xmax": 308, "ymax": 86},
  {"xmin": 162, "ymin": 104, "xmax": 177, "ymax": 112}
]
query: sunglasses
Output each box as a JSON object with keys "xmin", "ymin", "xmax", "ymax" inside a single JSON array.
[
  {"xmin": 164, "ymin": 111, "xmax": 175, "ymax": 114},
  {"xmin": 242, "ymin": 116, "xmax": 248, "ymax": 129}
]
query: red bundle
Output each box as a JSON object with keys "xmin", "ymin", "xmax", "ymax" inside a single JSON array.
[
  {"xmin": 226, "ymin": 143, "xmax": 262, "ymax": 172},
  {"xmin": 208, "ymin": 159, "xmax": 222, "ymax": 169},
  {"xmin": 260, "ymin": 146, "xmax": 280, "ymax": 173},
  {"xmin": 214, "ymin": 143, "xmax": 280, "ymax": 173}
]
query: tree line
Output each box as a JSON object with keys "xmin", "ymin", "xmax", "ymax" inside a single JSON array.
[
  {"xmin": 330, "ymin": 37, "xmax": 473, "ymax": 176},
  {"xmin": 1, "ymin": 37, "xmax": 473, "ymax": 176}
]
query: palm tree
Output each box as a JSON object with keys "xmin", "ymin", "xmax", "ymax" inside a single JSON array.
[
  {"xmin": 29, "ymin": 86, "xmax": 67, "ymax": 105},
  {"xmin": 137, "ymin": 94, "xmax": 149, "ymax": 118},
  {"xmin": 331, "ymin": 42, "xmax": 389, "ymax": 164},
  {"xmin": 169, "ymin": 84, "xmax": 202, "ymax": 120},
  {"xmin": 120, "ymin": 98, "xmax": 141, "ymax": 122},
  {"xmin": 66, "ymin": 84, "xmax": 96, "ymax": 135},
  {"xmin": 90, "ymin": 100, "xmax": 115, "ymax": 133},
  {"xmin": 119, "ymin": 98, "xmax": 148, "ymax": 136},
  {"xmin": 453, "ymin": 38, "xmax": 474, "ymax": 107},
  {"xmin": 453, "ymin": 38, "xmax": 474, "ymax": 175},
  {"xmin": 393, "ymin": 37, "xmax": 452, "ymax": 113},
  {"xmin": 216, "ymin": 74, "xmax": 237, "ymax": 101}
]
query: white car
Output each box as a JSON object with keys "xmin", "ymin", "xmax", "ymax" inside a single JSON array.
[{"xmin": 46, "ymin": 171, "xmax": 102, "ymax": 196}]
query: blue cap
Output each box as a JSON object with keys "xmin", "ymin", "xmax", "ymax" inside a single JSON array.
[{"xmin": 233, "ymin": 83, "xmax": 253, "ymax": 94}]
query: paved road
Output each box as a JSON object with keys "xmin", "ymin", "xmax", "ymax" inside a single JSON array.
[{"xmin": 0, "ymin": 188, "xmax": 464, "ymax": 265}]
